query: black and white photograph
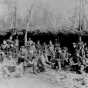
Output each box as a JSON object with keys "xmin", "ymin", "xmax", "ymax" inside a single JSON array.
[{"xmin": 0, "ymin": 0, "xmax": 88, "ymax": 88}]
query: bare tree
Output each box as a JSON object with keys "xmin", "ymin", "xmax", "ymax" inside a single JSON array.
[
  {"xmin": 31, "ymin": 3, "xmax": 55, "ymax": 33},
  {"xmin": 3, "ymin": 0, "xmax": 17, "ymax": 30},
  {"xmin": 24, "ymin": 3, "xmax": 35, "ymax": 45}
]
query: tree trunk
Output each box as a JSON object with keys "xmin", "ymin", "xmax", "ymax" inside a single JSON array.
[{"xmin": 25, "ymin": 31, "xmax": 27, "ymax": 46}]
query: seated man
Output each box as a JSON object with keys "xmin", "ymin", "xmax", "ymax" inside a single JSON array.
[
  {"xmin": 36, "ymin": 52, "xmax": 46, "ymax": 72},
  {"xmin": 2, "ymin": 52, "xmax": 24, "ymax": 78},
  {"xmin": 1, "ymin": 40, "xmax": 8, "ymax": 51},
  {"xmin": 18, "ymin": 46, "xmax": 27, "ymax": 64},
  {"xmin": 61, "ymin": 47, "xmax": 71, "ymax": 67}
]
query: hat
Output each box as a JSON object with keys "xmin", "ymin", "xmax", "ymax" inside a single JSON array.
[{"xmin": 73, "ymin": 42, "xmax": 75, "ymax": 44}]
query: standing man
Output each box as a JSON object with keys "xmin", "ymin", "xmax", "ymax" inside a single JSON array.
[
  {"xmin": 14, "ymin": 37, "xmax": 19, "ymax": 53},
  {"xmin": 27, "ymin": 38, "xmax": 33, "ymax": 46},
  {"xmin": 48, "ymin": 40, "xmax": 55, "ymax": 60},
  {"xmin": 7, "ymin": 36, "xmax": 14, "ymax": 49},
  {"xmin": 55, "ymin": 47, "xmax": 62, "ymax": 71}
]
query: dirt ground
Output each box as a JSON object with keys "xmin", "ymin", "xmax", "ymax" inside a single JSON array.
[{"xmin": 0, "ymin": 69, "xmax": 88, "ymax": 88}]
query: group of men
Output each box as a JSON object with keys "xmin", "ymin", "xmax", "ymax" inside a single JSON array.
[
  {"xmin": 72, "ymin": 40, "xmax": 88, "ymax": 73},
  {"xmin": 0, "ymin": 35, "xmax": 88, "ymax": 77}
]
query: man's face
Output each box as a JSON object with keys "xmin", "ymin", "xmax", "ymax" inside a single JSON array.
[
  {"xmin": 38, "ymin": 41, "xmax": 40, "ymax": 44},
  {"xmin": 73, "ymin": 44, "xmax": 76, "ymax": 48},
  {"xmin": 10, "ymin": 36, "xmax": 12, "ymax": 40},
  {"xmin": 29, "ymin": 38, "xmax": 31, "ymax": 41},
  {"xmin": 50, "ymin": 41, "xmax": 52, "ymax": 44},
  {"xmin": 3, "ymin": 41, "xmax": 6, "ymax": 44}
]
